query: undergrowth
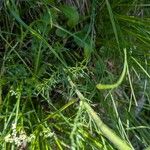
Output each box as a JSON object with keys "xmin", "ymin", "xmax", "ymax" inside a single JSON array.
[{"xmin": 0, "ymin": 0, "xmax": 150, "ymax": 150}]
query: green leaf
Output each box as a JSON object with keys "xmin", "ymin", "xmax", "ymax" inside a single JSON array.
[
  {"xmin": 74, "ymin": 31, "xmax": 93, "ymax": 59},
  {"xmin": 84, "ymin": 43, "xmax": 92, "ymax": 59},
  {"xmin": 60, "ymin": 5, "xmax": 79, "ymax": 27}
]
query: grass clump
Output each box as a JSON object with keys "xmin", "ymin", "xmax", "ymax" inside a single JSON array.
[{"xmin": 0, "ymin": 0, "xmax": 150, "ymax": 149}]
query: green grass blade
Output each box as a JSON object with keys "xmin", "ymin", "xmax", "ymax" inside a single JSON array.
[
  {"xmin": 68, "ymin": 77, "xmax": 132, "ymax": 150},
  {"xmin": 105, "ymin": 0, "xmax": 120, "ymax": 46},
  {"xmin": 83, "ymin": 101, "xmax": 132, "ymax": 150},
  {"xmin": 131, "ymin": 57, "xmax": 150, "ymax": 79},
  {"xmin": 96, "ymin": 48, "xmax": 127, "ymax": 90}
]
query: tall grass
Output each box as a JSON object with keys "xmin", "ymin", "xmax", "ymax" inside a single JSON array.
[{"xmin": 0, "ymin": 0, "xmax": 150, "ymax": 149}]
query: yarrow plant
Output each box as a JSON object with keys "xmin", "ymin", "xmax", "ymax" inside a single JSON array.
[
  {"xmin": 4, "ymin": 123, "xmax": 35, "ymax": 148},
  {"xmin": 4, "ymin": 123, "xmax": 54, "ymax": 149}
]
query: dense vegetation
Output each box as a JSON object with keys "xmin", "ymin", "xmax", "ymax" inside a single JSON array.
[{"xmin": 0, "ymin": 0, "xmax": 150, "ymax": 149}]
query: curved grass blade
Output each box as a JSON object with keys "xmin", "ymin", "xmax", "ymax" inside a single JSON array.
[{"xmin": 96, "ymin": 48, "xmax": 127, "ymax": 90}]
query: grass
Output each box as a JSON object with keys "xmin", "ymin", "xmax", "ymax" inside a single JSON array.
[{"xmin": 0, "ymin": 0, "xmax": 150, "ymax": 149}]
